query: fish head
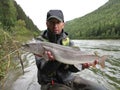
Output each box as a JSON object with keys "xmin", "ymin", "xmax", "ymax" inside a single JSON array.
[{"xmin": 22, "ymin": 42, "xmax": 44, "ymax": 55}]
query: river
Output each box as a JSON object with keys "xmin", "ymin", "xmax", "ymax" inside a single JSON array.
[{"xmin": 3, "ymin": 40, "xmax": 120, "ymax": 90}]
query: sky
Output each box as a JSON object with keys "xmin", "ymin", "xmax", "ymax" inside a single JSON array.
[{"xmin": 15, "ymin": 0, "xmax": 109, "ymax": 30}]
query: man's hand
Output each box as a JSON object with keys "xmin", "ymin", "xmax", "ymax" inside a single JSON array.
[
  {"xmin": 82, "ymin": 60, "xmax": 98, "ymax": 69},
  {"xmin": 45, "ymin": 51, "xmax": 55, "ymax": 61},
  {"xmin": 34, "ymin": 51, "xmax": 55, "ymax": 61},
  {"xmin": 82, "ymin": 63, "xmax": 90, "ymax": 70}
]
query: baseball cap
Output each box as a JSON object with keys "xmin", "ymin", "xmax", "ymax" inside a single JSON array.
[{"xmin": 47, "ymin": 10, "xmax": 64, "ymax": 22}]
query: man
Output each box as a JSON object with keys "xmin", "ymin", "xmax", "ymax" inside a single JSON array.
[{"xmin": 35, "ymin": 10, "xmax": 106, "ymax": 90}]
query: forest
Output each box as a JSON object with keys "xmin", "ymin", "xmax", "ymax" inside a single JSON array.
[{"xmin": 64, "ymin": 0, "xmax": 120, "ymax": 39}]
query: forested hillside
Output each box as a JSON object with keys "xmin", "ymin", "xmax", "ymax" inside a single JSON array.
[
  {"xmin": 65, "ymin": 0, "xmax": 120, "ymax": 39},
  {"xmin": 0, "ymin": 0, "xmax": 40, "ymax": 81},
  {"xmin": 0, "ymin": 0, "xmax": 40, "ymax": 41}
]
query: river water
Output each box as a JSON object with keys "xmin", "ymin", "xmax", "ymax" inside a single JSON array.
[
  {"xmin": 2, "ymin": 40, "xmax": 120, "ymax": 90},
  {"xmin": 72, "ymin": 40, "xmax": 120, "ymax": 90}
]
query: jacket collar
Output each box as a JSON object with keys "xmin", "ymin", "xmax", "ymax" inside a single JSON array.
[{"xmin": 42, "ymin": 29, "xmax": 67, "ymax": 43}]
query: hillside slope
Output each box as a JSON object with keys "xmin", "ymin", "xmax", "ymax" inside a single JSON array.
[
  {"xmin": 65, "ymin": 0, "xmax": 120, "ymax": 39},
  {"xmin": 0, "ymin": 0, "xmax": 40, "ymax": 81}
]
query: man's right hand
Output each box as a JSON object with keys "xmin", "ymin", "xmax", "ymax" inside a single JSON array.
[
  {"xmin": 34, "ymin": 51, "xmax": 55, "ymax": 61},
  {"xmin": 45, "ymin": 51, "xmax": 55, "ymax": 61}
]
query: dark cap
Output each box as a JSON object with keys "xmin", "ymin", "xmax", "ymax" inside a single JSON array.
[{"xmin": 47, "ymin": 10, "xmax": 64, "ymax": 22}]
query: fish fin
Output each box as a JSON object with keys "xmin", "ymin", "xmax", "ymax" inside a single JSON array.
[
  {"xmin": 99, "ymin": 55, "xmax": 107, "ymax": 68},
  {"xmin": 41, "ymin": 46, "xmax": 50, "ymax": 60},
  {"xmin": 71, "ymin": 46, "xmax": 81, "ymax": 51},
  {"xmin": 94, "ymin": 51, "xmax": 99, "ymax": 56},
  {"xmin": 74, "ymin": 64, "xmax": 83, "ymax": 70},
  {"xmin": 92, "ymin": 63, "xmax": 96, "ymax": 68},
  {"xmin": 43, "ymin": 46, "xmax": 49, "ymax": 50}
]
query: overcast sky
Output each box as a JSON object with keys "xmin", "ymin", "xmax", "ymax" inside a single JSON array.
[{"xmin": 15, "ymin": 0, "xmax": 108, "ymax": 30}]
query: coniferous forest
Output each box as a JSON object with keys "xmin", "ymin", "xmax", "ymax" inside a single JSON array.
[{"xmin": 65, "ymin": 0, "xmax": 120, "ymax": 39}]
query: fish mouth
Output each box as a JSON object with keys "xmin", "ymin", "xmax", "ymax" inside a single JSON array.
[{"xmin": 21, "ymin": 44, "xmax": 31, "ymax": 51}]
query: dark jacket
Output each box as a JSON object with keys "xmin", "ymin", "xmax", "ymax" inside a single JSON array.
[{"xmin": 35, "ymin": 29, "xmax": 79, "ymax": 85}]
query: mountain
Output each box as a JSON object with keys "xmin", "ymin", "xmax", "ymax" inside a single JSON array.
[{"xmin": 64, "ymin": 0, "xmax": 120, "ymax": 39}]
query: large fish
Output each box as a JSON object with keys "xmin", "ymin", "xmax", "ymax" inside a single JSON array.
[{"xmin": 22, "ymin": 40, "xmax": 108, "ymax": 68}]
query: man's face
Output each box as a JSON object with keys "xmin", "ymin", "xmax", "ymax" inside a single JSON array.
[{"xmin": 46, "ymin": 18, "xmax": 64, "ymax": 35}]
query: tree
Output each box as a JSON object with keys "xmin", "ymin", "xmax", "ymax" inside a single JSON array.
[{"xmin": 0, "ymin": 0, "xmax": 17, "ymax": 30}]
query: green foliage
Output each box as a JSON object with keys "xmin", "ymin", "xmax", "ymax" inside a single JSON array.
[
  {"xmin": 65, "ymin": 0, "xmax": 120, "ymax": 39},
  {"xmin": 11, "ymin": 20, "xmax": 37, "ymax": 42},
  {"xmin": 0, "ymin": 0, "xmax": 17, "ymax": 30},
  {"xmin": 14, "ymin": 1, "xmax": 40, "ymax": 33},
  {"xmin": 0, "ymin": 28, "xmax": 18, "ymax": 80},
  {"xmin": 0, "ymin": 0, "xmax": 41, "ymax": 82}
]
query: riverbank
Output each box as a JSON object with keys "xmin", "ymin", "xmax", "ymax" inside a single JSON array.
[{"xmin": 0, "ymin": 52, "xmax": 40, "ymax": 90}]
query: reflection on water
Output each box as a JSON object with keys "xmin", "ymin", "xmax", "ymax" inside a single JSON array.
[{"xmin": 73, "ymin": 40, "xmax": 120, "ymax": 90}]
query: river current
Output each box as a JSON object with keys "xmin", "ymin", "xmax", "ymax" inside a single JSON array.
[
  {"xmin": 72, "ymin": 40, "xmax": 120, "ymax": 90},
  {"xmin": 2, "ymin": 40, "xmax": 120, "ymax": 90}
]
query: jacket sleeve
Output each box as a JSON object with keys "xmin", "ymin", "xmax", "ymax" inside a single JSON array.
[
  {"xmin": 35, "ymin": 55, "xmax": 44, "ymax": 70},
  {"xmin": 35, "ymin": 54, "xmax": 62, "ymax": 74},
  {"xmin": 68, "ymin": 65, "xmax": 80, "ymax": 72}
]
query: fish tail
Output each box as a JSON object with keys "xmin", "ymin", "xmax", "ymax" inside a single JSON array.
[{"xmin": 99, "ymin": 55, "xmax": 107, "ymax": 68}]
